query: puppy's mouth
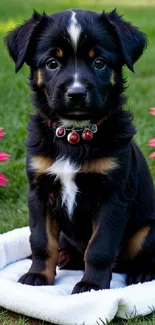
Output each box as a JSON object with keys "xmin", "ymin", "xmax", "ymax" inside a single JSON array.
[
  {"xmin": 60, "ymin": 111, "xmax": 90, "ymax": 118},
  {"xmin": 57, "ymin": 108, "xmax": 92, "ymax": 120}
]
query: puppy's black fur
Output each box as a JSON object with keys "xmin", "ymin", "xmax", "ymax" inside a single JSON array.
[{"xmin": 5, "ymin": 9, "xmax": 155, "ymax": 293}]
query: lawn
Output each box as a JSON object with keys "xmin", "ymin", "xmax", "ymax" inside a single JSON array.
[{"xmin": 0, "ymin": 0, "xmax": 155, "ymax": 324}]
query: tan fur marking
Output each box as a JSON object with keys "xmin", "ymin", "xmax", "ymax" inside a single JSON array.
[
  {"xmin": 110, "ymin": 70, "xmax": 115, "ymax": 86},
  {"xmin": 84, "ymin": 222, "xmax": 99, "ymax": 268},
  {"xmin": 41, "ymin": 217, "xmax": 60, "ymax": 283},
  {"xmin": 56, "ymin": 48, "xmax": 64, "ymax": 57},
  {"xmin": 88, "ymin": 223, "xmax": 98, "ymax": 247},
  {"xmin": 30, "ymin": 156, "xmax": 53, "ymax": 175},
  {"xmin": 126, "ymin": 226, "xmax": 150, "ymax": 259},
  {"xmin": 80, "ymin": 157, "xmax": 118, "ymax": 174},
  {"xmin": 37, "ymin": 70, "xmax": 43, "ymax": 86},
  {"xmin": 88, "ymin": 48, "xmax": 95, "ymax": 58},
  {"xmin": 31, "ymin": 156, "xmax": 117, "ymax": 177}
]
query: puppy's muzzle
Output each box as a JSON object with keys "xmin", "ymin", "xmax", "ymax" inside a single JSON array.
[{"xmin": 67, "ymin": 87, "xmax": 87, "ymax": 103}]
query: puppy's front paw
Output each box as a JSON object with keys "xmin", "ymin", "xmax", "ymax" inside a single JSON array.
[
  {"xmin": 72, "ymin": 281, "xmax": 101, "ymax": 294},
  {"xmin": 18, "ymin": 272, "xmax": 50, "ymax": 286}
]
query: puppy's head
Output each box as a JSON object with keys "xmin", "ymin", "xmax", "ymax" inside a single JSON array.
[{"xmin": 5, "ymin": 9, "xmax": 147, "ymax": 123}]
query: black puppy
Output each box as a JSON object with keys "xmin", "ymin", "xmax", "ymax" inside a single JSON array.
[{"xmin": 5, "ymin": 9, "xmax": 155, "ymax": 294}]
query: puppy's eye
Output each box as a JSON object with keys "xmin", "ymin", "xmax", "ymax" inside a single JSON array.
[
  {"xmin": 93, "ymin": 58, "xmax": 106, "ymax": 70},
  {"xmin": 46, "ymin": 59, "xmax": 58, "ymax": 70}
]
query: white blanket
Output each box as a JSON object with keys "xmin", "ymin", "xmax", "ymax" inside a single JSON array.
[{"xmin": 0, "ymin": 227, "xmax": 155, "ymax": 325}]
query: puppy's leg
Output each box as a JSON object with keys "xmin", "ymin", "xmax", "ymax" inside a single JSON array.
[
  {"xmin": 19, "ymin": 189, "xmax": 59, "ymax": 285},
  {"xmin": 72, "ymin": 195, "xmax": 129, "ymax": 294},
  {"xmin": 126, "ymin": 224, "xmax": 155, "ymax": 285}
]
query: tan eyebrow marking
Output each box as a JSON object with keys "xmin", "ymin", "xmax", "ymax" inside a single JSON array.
[
  {"xmin": 88, "ymin": 48, "xmax": 95, "ymax": 58},
  {"xmin": 56, "ymin": 48, "xmax": 64, "ymax": 58}
]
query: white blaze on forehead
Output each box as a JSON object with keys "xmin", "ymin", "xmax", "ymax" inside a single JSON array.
[
  {"xmin": 67, "ymin": 11, "xmax": 81, "ymax": 50},
  {"xmin": 46, "ymin": 158, "xmax": 80, "ymax": 217}
]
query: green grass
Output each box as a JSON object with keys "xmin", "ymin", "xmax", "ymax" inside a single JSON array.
[
  {"xmin": 0, "ymin": 307, "xmax": 48, "ymax": 324},
  {"xmin": 0, "ymin": 0, "xmax": 155, "ymax": 324}
]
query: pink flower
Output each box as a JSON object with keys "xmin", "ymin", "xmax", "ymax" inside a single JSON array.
[
  {"xmin": 150, "ymin": 107, "xmax": 155, "ymax": 116},
  {"xmin": 149, "ymin": 108, "xmax": 155, "ymax": 159},
  {"xmin": 0, "ymin": 173, "xmax": 8, "ymax": 186},
  {"xmin": 0, "ymin": 152, "xmax": 10, "ymax": 161},
  {"xmin": 148, "ymin": 138, "xmax": 155, "ymax": 147},
  {"xmin": 0, "ymin": 127, "xmax": 10, "ymax": 187},
  {"xmin": 0, "ymin": 130, "xmax": 6, "ymax": 138},
  {"xmin": 149, "ymin": 152, "xmax": 155, "ymax": 159}
]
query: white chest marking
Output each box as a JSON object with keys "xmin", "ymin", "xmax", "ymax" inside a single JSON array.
[
  {"xmin": 47, "ymin": 158, "xmax": 80, "ymax": 217},
  {"xmin": 67, "ymin": 11, "xmax": 81, "ymax": 50}
]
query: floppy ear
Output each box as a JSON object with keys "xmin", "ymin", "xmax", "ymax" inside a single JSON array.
[
  {"xmin": 5, "ymin": 11, "xmax": 46, "ymax": 72},
  {"xmin": 101, "ymin": 9, "xmax": 147, "ymax": 72}
]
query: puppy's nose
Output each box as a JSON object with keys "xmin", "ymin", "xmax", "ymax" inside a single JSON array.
[{"xmin": 67, "ymin": 87, "xmax": 87, "ymax": 103}]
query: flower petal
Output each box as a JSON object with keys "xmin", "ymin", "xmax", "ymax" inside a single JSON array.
[
  {"xmin": 0, "ymin": 152, "xmax": 10, "ymax": 161},
  {"xmin": 149, "ymin": 152, "xmax": 155, "ymax": 158},
  {"xmin": 0, "ymin": 173, "xmax": 8, "ymax": 186},
  {"xmin": 150, "ymin": 107, "xmax": 155, "ymax": 116},
  {"xmin": 148, "ymin": 138, "xmax": 155, "ymax": 147},
  {"xmin": 0, "ymin": 127, "xmax": 6, "ymax": 138},
  {"xmin": 0, "ymin": 131, "xmax": 6, "ymax": 138}
]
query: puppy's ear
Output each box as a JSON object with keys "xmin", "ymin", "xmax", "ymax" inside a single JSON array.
[
  {"xmin": 5, "ymin": 11, "xmax": 46, "ymax": 72},
  {"xmin": 101, "ymin": 9, "xmax": 147, "ymax": 71}
]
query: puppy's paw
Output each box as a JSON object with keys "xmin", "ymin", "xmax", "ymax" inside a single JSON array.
[
  {"xmin": 72, "ymin": 281, "xmax": 101, "ymax": 294},
  {"xmin": 127, "ymin": 272, "xmax": 155, "ymax": 285},
  {"xmin": 18, "ymin": 272, "xmax": 50, "ymax": 286}
]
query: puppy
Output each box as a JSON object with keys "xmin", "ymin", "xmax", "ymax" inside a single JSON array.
[{"xmin": 5, "ymin": 9, "xmax": 155, "ymax": 294}]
